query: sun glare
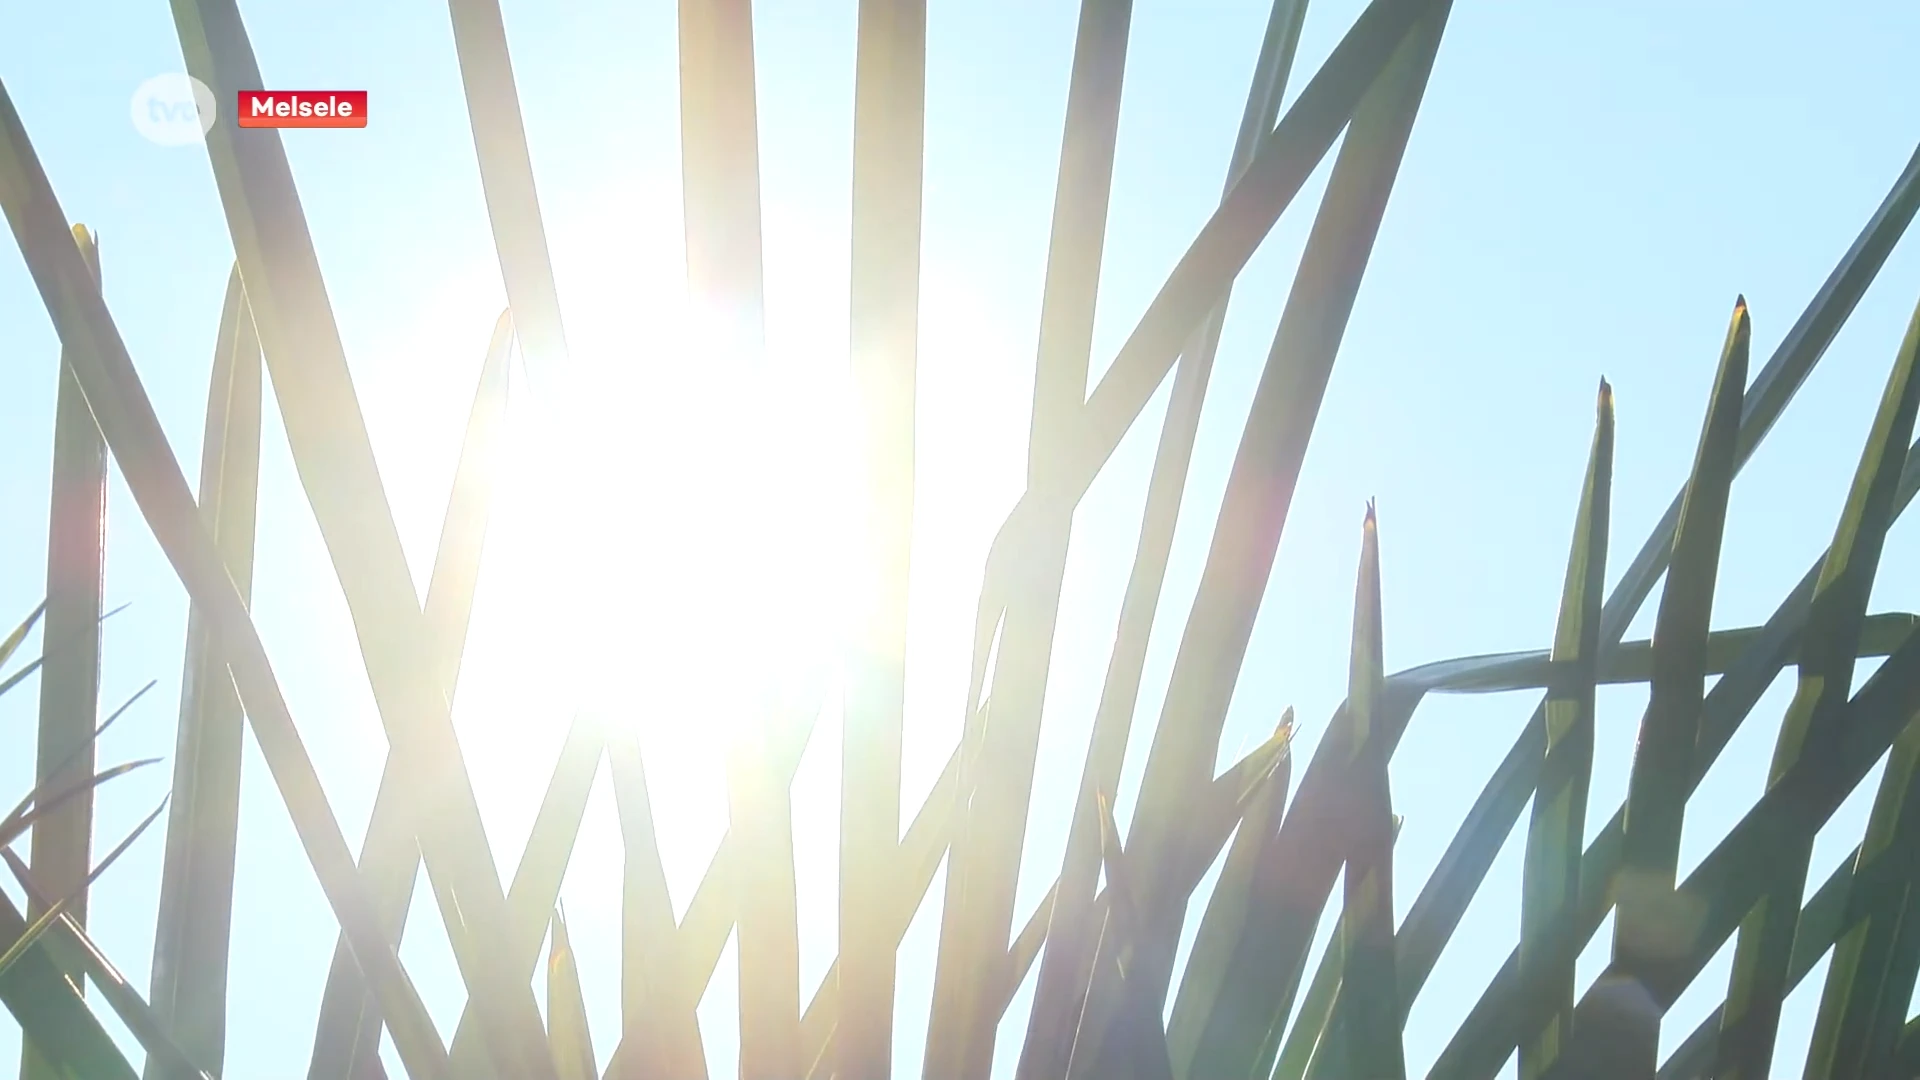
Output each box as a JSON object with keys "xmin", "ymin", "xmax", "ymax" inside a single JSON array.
[{"xmin": 513, "ymin": 298, "xmax": 858, "ymax": 770}]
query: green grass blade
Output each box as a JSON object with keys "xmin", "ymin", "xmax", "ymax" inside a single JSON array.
[
  {"xmin": 1340, "ymin": 505, "xmax": 1405, "ymax": 1080},
  {"xmin": 1167, "ymin": 709, "xmax": 1294, "ymax": 1078},
  {"xmin": 1602, "ymin": 300, "xmax": 1748, "ymax": 1077},
  {"xmin": 0, "ymin": 72, "xmax": 452, "ymax": 1080},
  {"xmin": 1517, "ymin": 382, "xmax": 1615, "ymax": 1080},
  {"xmin": 838, "ymin": 1, "xmax": 926, "ymax": 1073},
  {"xmin": 0, "ymin": 759, "xmax": 163, "ymax": 852},
  {"xmin": 0, "ymin": 793, "xmax": 168, "ymax": 980},
  {"xmin": 446, "ymin": 0, "xmax": 570, "ymax": 380},
  {"xmin": 1, "ymin": 847, "xmax": 215, "ymax": 1080},
  {"xmin": 0, "ymin": 603, "xmax": 129, "ymax": 704},
  {"xmin": 304, "ymin": 311, "xmax": 513, "ymax": 1080},
  {"xmin": 0, "ymin": 602, "xmax": 47, "ymax": 673},
  {"xmin": 546, "ymin": 906, "xmax": 596, "ymax": 1080},
  {"xmin": 924, "ymin": 0, "xmax": 1134, "ymax": 1072},
  {"xmin": 145, "ymin": 261, "xmax": 262, "ymax": 1080},
  {"xmin": 0, "ymin": 886, "xmax": 137, "ymax": 1080},
  {"xmin": 165, "ymin": 2, "xmax": 554, "ymax": 1072},
  {"xmin": 27, "ymin": 222, "xmax": 107, "ymax": 1080},
  {"xmin": 1714, "ymin": 294, "xmax": 1920, "ymax": 1079}
]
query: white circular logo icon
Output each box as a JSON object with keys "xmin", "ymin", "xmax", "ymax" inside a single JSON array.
[{"xmin": 130, "ymin": 74, "xmax": 216, "ymax": 146}]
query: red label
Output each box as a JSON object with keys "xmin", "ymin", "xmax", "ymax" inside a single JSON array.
[{"xmin": 235, "ymin": 90, "xmax": 368, "ymax": 129}]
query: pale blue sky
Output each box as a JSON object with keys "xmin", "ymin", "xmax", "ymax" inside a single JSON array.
[{"xmin": 3, "ymin": 2, "xmax": 1920, "ymax": 1078}]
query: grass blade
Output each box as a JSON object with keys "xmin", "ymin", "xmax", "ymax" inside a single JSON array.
[
  {"xmin": 1602, "ymin": 300, "xmax": 1748, "ymax": 1077},
  {"xmin": 0, "ymin": 758, "xmax": 163, "ymax": 852},
  {"xmin": 839, "ymin": 0, "xmax": 926, "ymax": 1074},
  {"xmin": 0, "ymin": 602, "xmax": 47, "ymax": 674},
  {"xmin": 678, "ymin": 0, "xmax": 767, "ymax": 360},
  {"xmin": 1166, "ymin": 710, "xmax": 1294, "ymax": 1078},
  {"xmin": 727, "ymin": 705, "xmax": 805, "ymax": 1080},
  {"xmin": 1340, "ymin": 505, "xmax": 1405, "ymax": 1080},
  {"xmin": 1713, "ymin": 294, "xmax": 1920, "ymax": 1079},
  {"xmin": 0, "ymin": 70, "xmax": 453, "ymax": 1080},
  {"xmin": 546, "ymin": 906, "xmax": 596, "ymax": 1080},
  {"xmin": 445, "ymin": 0, "xmax": 569, "ymax": 381},
  {"xmin": 1, "ymin": 794, "xmax": 168, "ymax": 980},
  {"xmin": 146, "ymin": 261, "xmax": 262, "ymax": 1080},
  {"xmin": 26, "ymin": 222, "xmax": 107, "ymax": 1080},
  {"xmin": 1516, "ymin": 383, "xmax": 1614, "ymax": 1080},
  {"xmin": 304, "ymin": 311, "xmax": 514, "ymax": 1080}
]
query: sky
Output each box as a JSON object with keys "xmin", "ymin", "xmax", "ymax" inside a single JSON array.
[{"xmin": 2, "ymin": 1, "xmax": 1920, "ymax": 1078}]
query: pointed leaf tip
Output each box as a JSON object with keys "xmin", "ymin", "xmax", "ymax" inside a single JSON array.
[
  {"xmin": 1364, "ymin": 499, "xmax": 1378, "ymax": 530},
  {"xmin": 1734, "ymin": 293, "xmax": 1748, "ymax": 313}
]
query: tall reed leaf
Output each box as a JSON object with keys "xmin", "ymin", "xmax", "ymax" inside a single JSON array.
[
  {"xmin": 840, "ymin": 0, "xmax": 926, "ymax": 1073},
  {"xmin": 1340, "ymin": 504, "xmax": 1405, "ymax": 1080},
  {"xmin": 446, "ymin": 0, "xmax": 570, "ymax": 379},
  {"xmin": 306, "ymin": 311, "xmax": 516, "ymax": 1080},
  {"xmin": 146, "ymin": 262, "xmax": 261, "ymax": 1080},
  {"xmin": 27, "ymin": 222, "xmax": 106, "ymax": 1080},
  {"xmin": 1602, "ymin": 299, "xmax": 1748, "ymax": 1077}
]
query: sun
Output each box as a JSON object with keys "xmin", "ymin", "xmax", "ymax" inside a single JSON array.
[{"xmin": 519, "ymin": 314, "xmax": 859, "ymax": 765}]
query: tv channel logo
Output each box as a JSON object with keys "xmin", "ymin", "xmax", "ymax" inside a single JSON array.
[{"xmin": 131, "ymin": 73, "xmax": 217, "ymax": 146}]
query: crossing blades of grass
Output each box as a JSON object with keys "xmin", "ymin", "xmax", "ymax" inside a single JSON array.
[
  {"xmin": 1, "ymin": 794, "xmax": 168, "ymax": 980},
  {"xmin": 0, "ymin": 69, "xmax": 454, "ymax": 1080},
  {"xmin": 923, "ymin": 0, "xmax": 1132, "ymax": 1072},
  {"xmin": 1795, "ymin": 298, "xmax": 1920, "ymax": 1079},
  {"xmin": 605, "ymin": 730, "xmax": 708, "ymax": 1080},
  {"xmin": 305, "ymin": 310, "xmax": 515, "ymax": 1080},
  {"xmin": 0, "ymin": 883, "xmax": 137, "ymax": 1080},
  {"xmin": 1602, "ymin": 299, "xmax": 1747, "ymax": 1078},
  {"xmin": 1, "ymin": 847, "xmax": 215, "ymax": 1080},
  {"xmin": 167, "ymin": 3, "xmax": 554, "ymax": 1073},
  {"xmin": 0, "ymin": 602, "xmax": 47, "ymax": 673},
  {"xmin": 1023, "ymin": 2, "xmax": 1310, "ymax": 1070},
  {"xmin": 1389, "ymin": 146, "xmax": 1920, "ymax": 1064},
  {"xmin": 28, "ymin": 223, "xmax": 106, "ymax": 1080},
  {"xmin": 1713, "ymin": 293, "xmax": 1920, "ymax": 1080},
  {"xmin": 1154, "ymin": 10, "xmax": 1450, "ymax": 1077},
  {"xmin": 146, "ymin": 260, "xmax": 261, "ymax": 1080}
]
